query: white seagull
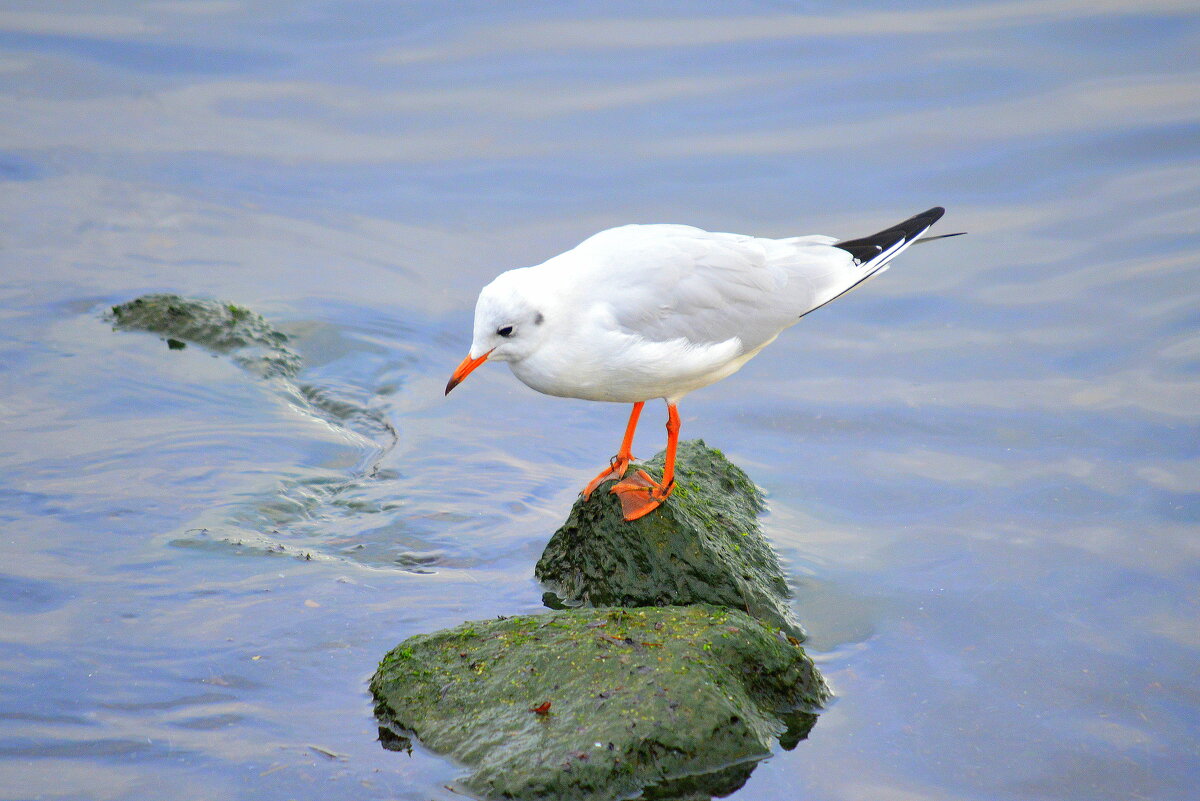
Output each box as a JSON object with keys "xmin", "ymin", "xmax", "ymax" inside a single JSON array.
[{"xmin": 447, "ymin": 207, "xmax": 951, "ymax": 521}]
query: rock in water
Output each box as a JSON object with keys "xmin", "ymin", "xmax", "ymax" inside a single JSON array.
[
  {"xmin": 109, "ymin": 294, "xmax": 301, "ymax": 378},
  {"xmin": 536, "ymin": 440, "xmax": 805, "ymax": 638},
  {"xmin": 370, "ymin": 605, "xmax": 829, "ymax": 801}
]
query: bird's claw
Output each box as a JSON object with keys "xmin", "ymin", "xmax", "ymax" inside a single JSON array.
[
  {"xmin": 610, "ymin": 470, "xmax": 674, "ymax": 521},
  {"xmin": 581, "ymin": 455, "xmax": 634, "ymax": 500}
]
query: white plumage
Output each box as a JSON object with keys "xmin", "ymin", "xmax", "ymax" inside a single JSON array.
[{"xmin": 447, "ymin": 207, "xmax": 947, "ymax": 520}]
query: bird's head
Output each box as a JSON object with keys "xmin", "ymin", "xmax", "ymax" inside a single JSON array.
[{"xmin": 446, "ymin": 269, "xmax": 548, "ymax": 395}]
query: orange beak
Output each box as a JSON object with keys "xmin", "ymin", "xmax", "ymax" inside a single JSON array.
[{"xmin": 445, "ymin": 349, "xmax": 492, "ymax": 395}]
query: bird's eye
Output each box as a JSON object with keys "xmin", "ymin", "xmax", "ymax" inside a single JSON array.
[{"xmin": 497, "ymin": 325, "xmax": 514, "ymax": 338}]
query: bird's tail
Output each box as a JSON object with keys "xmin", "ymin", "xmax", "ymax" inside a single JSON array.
[{"xmin": 833, "ymin": 206, "xmax": 946, "ymax": 275}]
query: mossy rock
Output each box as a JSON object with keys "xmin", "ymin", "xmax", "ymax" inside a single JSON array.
[
  {"xmin": 536, "ymin": 440, "xmax": 804, "ymax": 639},
  {"xmin": 370, "ymin": 605, "xmax": 828, "ymax": 801},
  {"xmin": 109, "ymin": 293, "xmax": 300, "ymax": 378}
]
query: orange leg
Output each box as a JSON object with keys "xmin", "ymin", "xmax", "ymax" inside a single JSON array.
[
  {"xmin": 610, "ymin": 403, "xmax": 679, "ymax": 521},
  {"xmin": 581, "ymin": 401, "xmax": 644, "ymax": 500}
]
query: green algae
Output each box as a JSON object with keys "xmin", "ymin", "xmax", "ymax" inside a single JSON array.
[
  {"xmin": 372, "ymin": 440, "xmax": 827, "ymax": 798},
  {"xmin": 536, "ymin": 440, "xmax": 805, "ymax": 639},
  {"xmin": 370, "ymin": 605, "xmax": 828, "ymax": 801},
  {"xmin": 109, "ymin": 293, "xmax": 301, "ymax": 378}
]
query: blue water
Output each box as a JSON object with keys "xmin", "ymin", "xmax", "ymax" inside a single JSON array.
[{"xmin": 2, "ymin": 2, "xmax": 1198, "ymax": 799}]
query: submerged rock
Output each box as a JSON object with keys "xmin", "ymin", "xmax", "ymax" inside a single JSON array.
[
  {"xmin": 536, "ymin": 440, "xmax": 805, "ymax": 638},
  {"xmin": 370, "ymin": 605, "xmax": 828, "ymax": 801},
  {"xmin": 109, "ymin": 293, "xmax": 301, "ymax": 378},
  {"xmin": 107, "ymin": 293, "xmax": 411, "ymax": 568}
]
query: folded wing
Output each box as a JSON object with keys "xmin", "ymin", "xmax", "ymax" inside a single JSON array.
[{"xmin": 571, "ymin": 224, "xmax": 866, "ymax": 356}]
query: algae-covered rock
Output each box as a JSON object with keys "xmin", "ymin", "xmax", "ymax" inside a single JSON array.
[
  {"xmin": 109, "ymin": 293, "xmax": 301, "ymax": 378},
  {"xmin": 371, "ymin": 605, "xmax": 828, "ymax": 801},
  {"xmin": 536, "ymin": 440, "xmax": 804, "ymax": 639}
]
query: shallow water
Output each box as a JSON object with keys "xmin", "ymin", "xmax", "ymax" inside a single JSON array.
[{"xmin": 2, "ymin": 2, "xmax": 1198, "ymax": 799}]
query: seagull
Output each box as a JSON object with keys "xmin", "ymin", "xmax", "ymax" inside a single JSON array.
[{"xmin": 446, "ymin": 207, "xmax": 952, "ymax": 521}]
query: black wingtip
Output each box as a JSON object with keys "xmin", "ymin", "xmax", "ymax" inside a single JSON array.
[
  {"xmin": 892, "ymin": 206, "xmax": 945, "ymax": 235},
  {"xmin": 833, "ymin": 206, "xmax": 946, "ymax": 264}
]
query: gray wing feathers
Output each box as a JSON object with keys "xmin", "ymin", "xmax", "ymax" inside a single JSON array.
[{"xmin": 580, "ymin": 226, "xmax": 863, "ymax": 354}]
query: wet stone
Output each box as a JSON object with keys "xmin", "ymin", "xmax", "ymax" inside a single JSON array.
[
  {"xmin": 370, "ymin": 605, "xmax": 828, "ymax": 801},
  {"xmin": 536, "ymin": 440, "xmax": 806, "ymax": 639},
  {"xmin": 109, "ymin": 293, "xmax": 301, "ymax": 378}
]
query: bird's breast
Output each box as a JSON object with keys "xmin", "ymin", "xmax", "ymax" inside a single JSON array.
[
  {"xmin": 508, "ymin": 355, "xmax": 637, "ymax": 402},
  {"xmin": 507, "ymin": 331, "xmax": 750, "ymax": 404}
]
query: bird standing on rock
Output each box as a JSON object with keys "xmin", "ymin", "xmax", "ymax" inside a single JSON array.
[{"xmin": 446, "ymin": 207, "xmax": 952, "ymax": 521}]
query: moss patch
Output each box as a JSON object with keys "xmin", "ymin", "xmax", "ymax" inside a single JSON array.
[
  {"xmin": 371, "ymin": 605, "xmax": 828, "ymax": 801},
  {"xmin": 109, "ymin": 293, "xmax": 300, "ymax": 378},
  {"xmin": 536, "ymin": 440, "xmax": 804, "ymax": 638}
]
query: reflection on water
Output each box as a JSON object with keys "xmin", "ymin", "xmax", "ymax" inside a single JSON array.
[{"xmin": 1, "ymin": 2, "xmax": 1198, "ymax": 800}]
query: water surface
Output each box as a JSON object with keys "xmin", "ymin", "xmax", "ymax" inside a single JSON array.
[{"xmin": 2, "ymin": 2, "xmax": 1198, "ymax": 799}]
